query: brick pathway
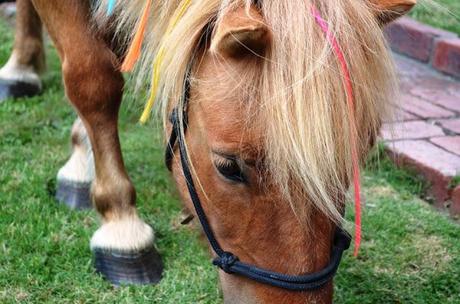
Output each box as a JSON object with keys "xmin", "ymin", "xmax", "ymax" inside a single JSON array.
[{"xmin": 383, "ymin": 54, "xmax": 460, "ymax": 217}]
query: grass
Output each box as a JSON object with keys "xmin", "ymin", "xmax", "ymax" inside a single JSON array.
[
  {"xmin": 1, "ymin": 19, "xmax": 460, "ymax": 304},
  {"xmin": 449, "ymin": 176, "xmax": 460, "ymax": 191},
  {"xmin": 410, "ymin": 0, "xmax": 460, "ymax": 35}
]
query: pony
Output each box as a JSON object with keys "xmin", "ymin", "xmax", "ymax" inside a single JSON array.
[{"xmin": 1, "ymin": 0, "xmax": 416, "ymax": 302}]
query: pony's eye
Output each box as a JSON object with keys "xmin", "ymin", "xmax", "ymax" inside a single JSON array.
[{"xmin": 214, "ymin": 157, "xmax": 246, "ymax": 183}]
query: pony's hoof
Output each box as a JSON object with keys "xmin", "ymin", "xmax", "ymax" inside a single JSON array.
[
  {"xmin": 93, "ymin": 246, "xmax": 163, "ymax": 286},
  {"xmin": 0, "ymin": 78, "xmax": 41, "ymax": 102},
  {"xmin": 55, "ymin": 179, "xmax": 92, "ymax": 210}
]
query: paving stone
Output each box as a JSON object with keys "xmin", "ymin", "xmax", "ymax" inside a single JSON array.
[
  {"xmin": 432, "ymin": 95, "xmax": 460, "ymax": 113},
  {"xmin": 395, "ymin": 56, "xmax": 429, "ymax": 78},
  {"xmin": 386, "ymin": 140, "xmax": 460, "ymax": 205},
  {"xmin": 411, "ymin": 88, "xmax": 460, "ymax": 113},
  {"xmin": 388, "ymin": 140, "xmax": 460, "ymax": 176},
  {"xmin": 385, "ymin": 110, "xmax": 418, "ymax": 123},
  {"xmin": 414, "ymin": 76, "xmax": 460, "ymax": 93},
  {"xmin": 396, "ymin": 110, "xmax": 418, "ymax": 121},
  {"xmin": 399, "ymin": 94, "xmax": 455, "ymax": 119},
  {"xmin": 449, "ymin": 87, "xmax": 460, "ymax": 98},
  {"xmin": 430, "ymin": 136, "xmax": 460, "ymax": 156},
  {"xmin": 382, "ymin": 120, "xmax": 445, "ymax": 141},
  {"xmin": 436, "ymin": 118, "xmax": 460, "ymax": 134}
]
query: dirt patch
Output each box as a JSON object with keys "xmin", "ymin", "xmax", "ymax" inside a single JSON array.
[{"xmin": 408, "ymin": 234, "xmax": 452, "ymax": 273}]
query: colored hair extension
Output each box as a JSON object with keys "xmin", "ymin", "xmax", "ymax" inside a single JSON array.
[
  {"xmin": 120, "ymin": 0, "xmax": 153, "ymax": 72},
  {"xmin": 107, "ymin": 0, "xmax": 116, "ymax": 16},
  {"xmin": 139, "ymin": 0, "xmax": 192, "ymax": 123},
  {"xmin": 101, "ymin": 0, "xmax": 394, "ymax": 243},
  {"xmin": 312, "ymin": 6, "xmax": 362, "ymax": 256},
  {"xmin": 140, "ymin": 47, "xmax": 165, "ymax": 123}
]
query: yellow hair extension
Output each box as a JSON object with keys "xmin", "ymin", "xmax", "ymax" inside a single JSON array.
[
  {"xmin": 139, "ymin": 47, "xmax": 165, "ymax": 123},
  {"xmin": 139, "ymin": 0, "xmax": 192, "ymax": 123}
]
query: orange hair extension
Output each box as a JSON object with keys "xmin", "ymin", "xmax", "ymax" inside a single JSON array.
[{"xmin": 120, "ymin": 0, "xmax": 153, "ymax": 72}]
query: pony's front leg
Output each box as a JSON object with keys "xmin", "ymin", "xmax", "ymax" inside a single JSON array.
[
  {"xmin": 30, "ymin": 0, "xmax": 163, "ymax": 285},
  {"xmin": 72, "ymin": 75, "xmax": 163, "ymax": 285},
  {"xmin": 56, "ymin": 118, "xmax": 94, "ymax": 210},
  {"xmin": 0, "ymin": 0, "xmax": 44, "ymax": 102}
]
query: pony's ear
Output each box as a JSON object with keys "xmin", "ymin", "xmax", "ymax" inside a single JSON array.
[
  {"xmin": 210, "ymin": 5, "xmax": 269, "ymax": 58},
  {"xmin": 370, "ymin": 0, "xmax": 417, "ymax": 24}
]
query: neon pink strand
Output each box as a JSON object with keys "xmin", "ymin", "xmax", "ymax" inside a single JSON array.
[{"xmin": 311, "ymin": 7, "xmax": 362, "ymax": 256}]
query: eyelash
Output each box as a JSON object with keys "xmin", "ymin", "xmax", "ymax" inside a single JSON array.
[
  {"xmin": 214, "ymin": 157, "xmax": 234, "ymax": 168},
  {"xmin": 214, "ymin": 157, "xmax": 247, "ymax": 183}
]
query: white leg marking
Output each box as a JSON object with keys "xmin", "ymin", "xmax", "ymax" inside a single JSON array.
[
  {"xmin": 0, "ymin": 52, "xmax": 42, "ymax": 87},
  {"xmin": 90, "ymin": 214, "xmax": 155, "ymax": 252},
  {"xmin": 57, "ymin": 118, "xmax": 95, "ymax": 183}
]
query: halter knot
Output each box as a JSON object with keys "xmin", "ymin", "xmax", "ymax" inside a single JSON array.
[{"xmin": 213, "ymin": 252, "xmax": 239, "ymax": 274}]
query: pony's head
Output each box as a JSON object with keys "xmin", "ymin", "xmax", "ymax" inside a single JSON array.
[{"xmin": 106, "ymin": 0, "xmax": 415, "ymax": 302}]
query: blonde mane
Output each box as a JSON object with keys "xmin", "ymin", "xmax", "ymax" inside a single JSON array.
[{"xmin": 95, "ymin": 0, "xmax": 396, "ymax": 224}]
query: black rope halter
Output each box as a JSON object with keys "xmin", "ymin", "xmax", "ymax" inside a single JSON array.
[{"xmin": 164, "ymin": 71, "xmax": 351, "ymax": 291}]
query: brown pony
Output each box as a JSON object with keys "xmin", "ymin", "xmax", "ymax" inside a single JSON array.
[{"xmin": 2, "ymin": 0, "xmax": 415, "ymax": 302}]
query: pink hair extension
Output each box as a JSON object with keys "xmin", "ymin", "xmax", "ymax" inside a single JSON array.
[{"xmin": 311, "ymin": 6, "xmax": 362, "ymax": 257}]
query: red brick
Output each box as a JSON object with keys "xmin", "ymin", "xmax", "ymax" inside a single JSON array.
[
  {"xmin": 385, "ymin": 17, "xmax": 456, "ymax": 62},
  {"xmin": 399, "ymin": 94, "xmax": 454, "ymax": 119},
  {"xmin": 451, "ymin": 186, "xmax": 460, "ymax": 216},
  {"xmin": 430, "ymin": 136, "xmax": 460, "ymax": 156},
  {"xmin": 437, "ymin": 118, "xmax": 460, "ymax": 134},
  {"xmin": 381, "ymin": 121, "xmax": 445, "ymax": 141},
  {"xmin": 433, "ymin": 38, "xmax": 460, "ymax": 79},
  {"xmin": 386, "ymin": 140, "xmax": 460, "ymax": 206},
  {"xmin": 411, "ymin": 88, "xmax": 460, "ymax": 113}
]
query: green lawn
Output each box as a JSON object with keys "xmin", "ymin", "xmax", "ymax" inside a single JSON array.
[
  {"xmin": 410, "ymin": 0, "xmax": 460, "ymax": 35},
  {"xmin": 1, "ymin": 19, "xmax": 460, "ymax": 303}
]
